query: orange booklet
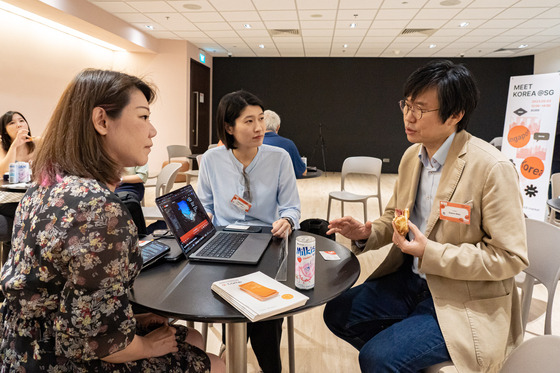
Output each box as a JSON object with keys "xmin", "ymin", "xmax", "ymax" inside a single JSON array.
[{"xmin": 239, "ymin": 281, "xmax": 279, "ymax": 301}]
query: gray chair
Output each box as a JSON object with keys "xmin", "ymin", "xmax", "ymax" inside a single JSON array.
[
  {"xmin": 141, "ymin": 163, "xmax": 182, "ymax": 221},
  {"xmin": 489, "ymin": 136, "xmax": 503, "ymax": 150},
  {"xmin": 167, "ymin": 145, "xmax": 194, "ymax": 185},
  {"xmin": 327, "ymin": 156, "xmax": 383, "ymax": 221},
  {"xmin": 501, "ymin": 335, "xmax": 560, "ymax": 373},
  {"xmin": 547, "ymin": 172, "xmax": 560, "ymax": 225},
  {"xmin": 183, "ymin": 154, "xmax": 203, "ymax": 186},
  {"xmin": 519, "ymin": 218, "xmax": 560, "ymax": 334}
]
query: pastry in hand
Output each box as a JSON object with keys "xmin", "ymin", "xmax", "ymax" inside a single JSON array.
[{"xmin": 393, "ymin": 208, "xmax": 410, "ymax": 236}]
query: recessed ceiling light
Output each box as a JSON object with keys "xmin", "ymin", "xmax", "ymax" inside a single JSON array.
[
  {"xmin": 183, "ymin": 4, "xmax": 202, "ymax": 10},
  {"xmin": 429, "ymin": 44, "xmax": 437, "ymax": 48},
  {"xmin": 258, "ymin": 44, "xmax": 265, "ymax": 49},
  {"xmin": 459, "ymin": 22, "xmax": 469, "ymax": 28},
  {"xmin": 350, "ymin": 23, "xmax": 357, "ymax": 28},
  {"xmin": 518, "ymin": 44, "xmax": 529, "ymax": 48},
  {"xmin": 343, "ymin": 44, "xmax": 348, "ymax": 48},
  {"xmin": 244, "ymin": 24, "xmax": 251, "ymax": 29},
  {"xmin": 440, "ymin": 0, "xmax": 460, "ymax": 5},
  {"xmin": 145, "ymin": 25, "xmax": 154, "ymax": 30}
]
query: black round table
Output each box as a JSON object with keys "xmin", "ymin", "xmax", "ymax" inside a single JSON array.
[{"xmin": 129, "ymin": 229, "xmax": 360, "ymax": 373}]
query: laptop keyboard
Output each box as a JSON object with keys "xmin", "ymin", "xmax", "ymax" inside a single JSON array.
[{"xmin": 197, "ymin": 232, "xmax": 249, "ymax": 258}]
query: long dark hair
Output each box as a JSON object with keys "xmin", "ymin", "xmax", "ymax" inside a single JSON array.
[
  {"xmin": 32, "ymin": 69, "xmax": 156, "ymax": 186},
  {"xmin": 0, "ymin": 111, "xmax": 35, "ymax": 154}
]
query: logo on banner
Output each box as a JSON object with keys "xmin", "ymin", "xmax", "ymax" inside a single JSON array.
[{"xmin": 507, "ymin": 125, "xmax": 531, "ymax": 148}]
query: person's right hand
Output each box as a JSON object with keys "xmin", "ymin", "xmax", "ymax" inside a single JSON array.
[
  {"xmin": 326, "ymin": 216, "xmax": 372, "ymax": 241},
  {"xmin": 143, "ymin": 324, "xmax": 178, "ymax": 358},
  {"xmin": 12, "ymin": 127, "xmax": 30, "ymax": 148}
]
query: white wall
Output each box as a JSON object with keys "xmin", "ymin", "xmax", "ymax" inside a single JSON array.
[
  {"xmin": 534, "ymin": 46, "xmax": 560, "ymax": 74},
  {"xmin": 0, "ymin": 8, "xmax": 212, "ymax": 174}
]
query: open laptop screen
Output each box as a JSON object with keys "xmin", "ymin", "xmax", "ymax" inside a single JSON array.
[{"xmin": 156, "ymin": 185, "xmax": 216, "ymax": 255}]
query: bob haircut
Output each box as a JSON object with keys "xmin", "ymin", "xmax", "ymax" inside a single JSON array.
[
  {"xmin": 0, "ymin": 111, "xmax": 35, "ymax": 154},
  {"xmin": 32, "ymin": 68, "xmax": 156, "ymax": 186},
  {"xmin": 403, "ymin": 59, "xmax": 479, "ymax": 132},
  {"xmin": 215, "ymin": 90, "xmax": 264, "ymax": 149}
]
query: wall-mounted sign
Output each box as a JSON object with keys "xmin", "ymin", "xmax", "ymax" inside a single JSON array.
[{"xmin": 199, "ymin": 52, "xmax": 206, "ymax": 63}]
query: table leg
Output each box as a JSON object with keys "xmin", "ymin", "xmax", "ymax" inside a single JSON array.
[
  {"xmin": 226, "ymin": 322, "xmax": 247, "ymax": 373},
  {"xmin": 288, "ymin": 316, "xmax": 295, "ymax": 373}
]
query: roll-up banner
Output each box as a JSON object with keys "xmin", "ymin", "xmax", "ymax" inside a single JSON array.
[{"xmin": 501, "ymin": 73, "xmax": 560, "ymax": 221}]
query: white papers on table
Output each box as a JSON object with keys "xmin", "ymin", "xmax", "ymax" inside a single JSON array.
[{"xmin": 211, "ymin": 271, "xmax": 309, "ymax": 322}]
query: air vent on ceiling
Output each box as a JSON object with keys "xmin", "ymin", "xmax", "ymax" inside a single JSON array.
[
  {"xmin": 400, "ymin": 28, "xmax": 437, "ymax": 36},
  {"xmin": 269, "ymin": 29, "xmax": 300, "ymax": 37}
]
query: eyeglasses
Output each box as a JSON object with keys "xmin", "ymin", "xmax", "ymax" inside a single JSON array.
[
  {"xmin": 242, "ymin": 171, "xmax": 251, "ymax": 202},
  {"xmin": 398, "ymin": 100, "xmax": 439, "ymax": 120}
]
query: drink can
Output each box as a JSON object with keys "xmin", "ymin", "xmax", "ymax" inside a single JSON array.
[
  {"xmin": 295, "ymin": 235, "xmax": 315, "ymax": 289},
  {"xmin": 9, "ymin": 163, "xmax": 18, "ymax": 183},
  {"xmin": 17, "ymin": 162, "xmax": 30, "ymax": 183}
]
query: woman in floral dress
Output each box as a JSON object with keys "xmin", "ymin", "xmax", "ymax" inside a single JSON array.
[{"xmin": 0, "ymin": 69, "xmax": 224, "ymax": 373}]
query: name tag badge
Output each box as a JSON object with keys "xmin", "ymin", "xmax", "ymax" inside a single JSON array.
[
  {"xmin": 439, "ymin": 201, "xmax": 471, "ymax": 225},
  {"xmin": 231, "ymin": 194, "xmax": 252, "ymax": 212}
]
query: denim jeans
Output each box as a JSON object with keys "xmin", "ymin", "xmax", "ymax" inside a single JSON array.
[{"xmin": 323, "ymin": 257, "xmax": 451, "ymax": 373}]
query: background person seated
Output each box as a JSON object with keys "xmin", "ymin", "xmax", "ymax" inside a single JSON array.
[
  {"xmin": 263, "ymin": 110, "xmax": 307, "ymax": 178},
  {"xmin": 116, "ymin": 164, "xmax": 148, "ymax": 202}
]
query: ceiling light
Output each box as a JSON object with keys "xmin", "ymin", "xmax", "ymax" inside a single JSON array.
[
  {"xmin": 459, "ymin": 22, "xmax": 469, "ymax": 28},
  {"xmin": 145, "ymin": 25, "xmax": 154, "ymax": 30},
  {"xmin": 429, "ymin": 44, "xmax": 437, "ymax": 48},
  {"xmin": 518, "ymin": 44, "xmax": 529, "ymax": 49},
  {"xmin": 258, "ymin": 44, "xmax": 265, "ymax": 49},
  {"xmin": 350, "ymin": 23, "xmax": 357, "ymax": 28},
  {"xmin": 183, "ymin": 4, "xmax": 202, "ymax": 10},
  {"xmin": 343, "ymin": 44, "xmax": 348, "ymax": 48},
  {"xmin": 243, "ymin": 24, "xmax": 251, "ymax": 29},
  {"xmin": 0, "ymin": 0, "xmax": 125, "ymax": 51},
  {"xmin": 440, "ymin": 0, "xmax": 461, "ymax": 5}
]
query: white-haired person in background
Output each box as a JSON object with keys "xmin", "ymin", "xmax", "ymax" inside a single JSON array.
[{"xmin": 263, "ymin": 110, "xmax": 307, "ymax": 178}]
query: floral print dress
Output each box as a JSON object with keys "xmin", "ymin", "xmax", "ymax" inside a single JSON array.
[{"xmin": 0, "ymin": 175, "xmax": 211, "ymax": 372}]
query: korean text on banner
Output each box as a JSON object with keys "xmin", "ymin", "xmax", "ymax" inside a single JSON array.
[{"xmin": 500, "ymin": 73, "xmax": 560, "ymax": 220}]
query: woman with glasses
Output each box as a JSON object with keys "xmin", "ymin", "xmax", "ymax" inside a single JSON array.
[{"xmin": 198, "ymin": 90, "xmax": 301, "ymax": 373}]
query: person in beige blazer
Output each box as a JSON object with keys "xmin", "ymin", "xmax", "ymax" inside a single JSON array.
[{"xmin": 324, "ymin": 60, "xmax": 528, "ymax": 373}]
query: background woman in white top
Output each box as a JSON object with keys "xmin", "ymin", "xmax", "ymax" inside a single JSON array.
[{"xmin": 0, "ymin": 111, "xmax": 36, "ymax": 174}]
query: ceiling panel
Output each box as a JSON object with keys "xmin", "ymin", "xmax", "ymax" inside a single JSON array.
[{"xmin": 79, "ymin": 0, "xmax": 560, "ymax": 57}]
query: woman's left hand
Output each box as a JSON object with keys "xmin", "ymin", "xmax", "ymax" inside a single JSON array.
[
  {"xmin": 135, "ymin": 313, "xmax": 169, "ymax": 328},
  {"xmin": 271, "ymin": 218, "xmax": 292, "ymax": 237}
]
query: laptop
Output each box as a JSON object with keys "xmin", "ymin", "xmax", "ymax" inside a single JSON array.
[{"xmin": 155, "ymin": 185, "xmax": 272, "ymax": 264}]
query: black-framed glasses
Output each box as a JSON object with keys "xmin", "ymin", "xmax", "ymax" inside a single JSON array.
[
  {"xmin": 242, "ymin": 171, "xmax": 251, "ymax": 202},
  {"xmin": 398, "ymin": 100, "xmax": 439, "ymax": 120}
]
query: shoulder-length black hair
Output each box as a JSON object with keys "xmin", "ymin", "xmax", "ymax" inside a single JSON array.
[{"xmin": 215, "ymin": 90, "xmax": 264, "ymax": 149}]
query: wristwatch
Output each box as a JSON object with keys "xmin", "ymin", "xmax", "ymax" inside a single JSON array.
[{"xmin": 283, "ymin": 217, "xmax": 295, "ymax": 230}]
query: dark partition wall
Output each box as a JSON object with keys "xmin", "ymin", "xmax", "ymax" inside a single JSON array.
[{"xmin": 212, "ymin": 57, "xmax": 533, "ymax": 172}]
